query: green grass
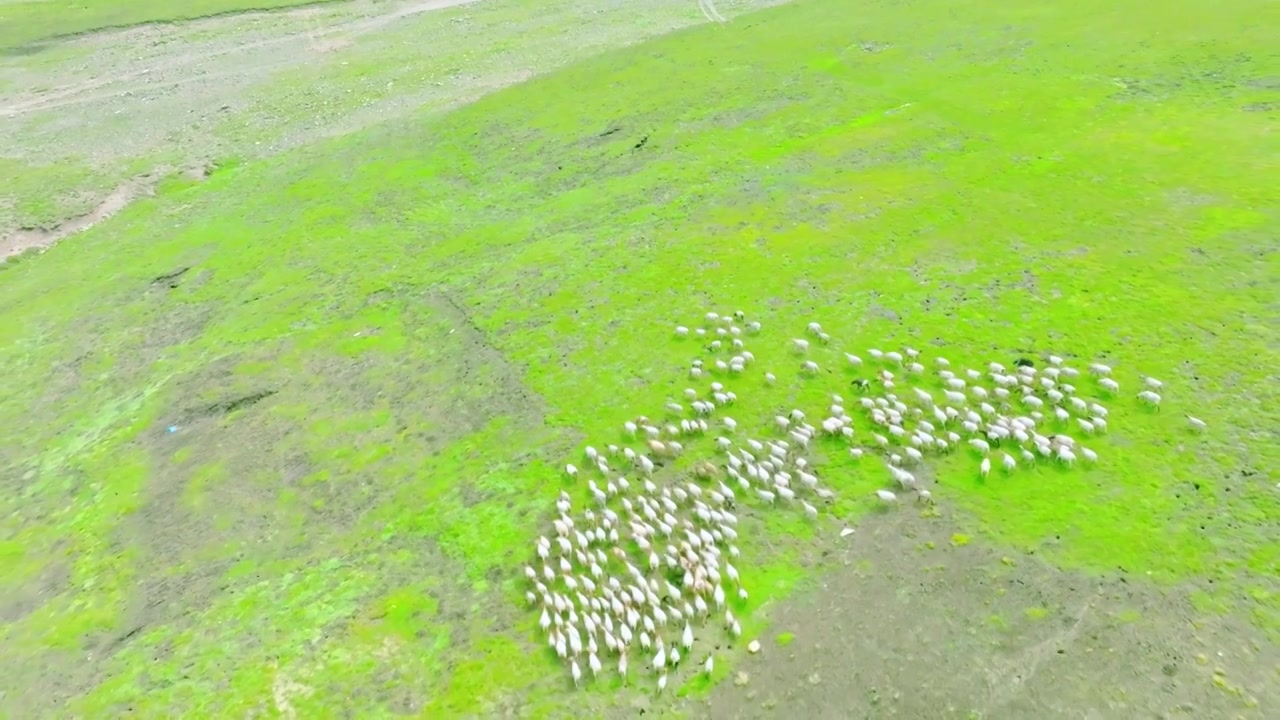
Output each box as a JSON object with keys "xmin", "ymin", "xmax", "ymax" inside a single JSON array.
[
  {"xmin": 0, "ymin": 0, "xmax": 779, "ymax": 240},
  {"xmin": 0, "ymin": 0, "xmax": 343, "ymax": 51},
  {"xmin": 1, "ymin": 0, "xmax": 1278, "ymax": 715}
]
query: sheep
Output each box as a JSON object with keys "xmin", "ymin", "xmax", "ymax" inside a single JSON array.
[
  {"xmin": 526, "ymin": 317, "xmax": 1184, "ymax": 688},
  {"xmin": 1099, "ymin": 378, "xmax": 1120, "ymax": 393},
  {"xmin": 1137, "ymin": 390, "xmax": 1161, "ymax": 409},
  {"xmin": 675, "ymin": 326, "xmax": 690, "ymax": 337},
  {"xmin": 1186, "ymin": 415, "xmax": 1207, "ymax": 432},
  {"xmin": 793, "ymin": 338, "xmax": 810, "ymax": 352}
]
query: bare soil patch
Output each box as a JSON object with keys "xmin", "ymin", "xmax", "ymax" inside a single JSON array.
[
  {"xmin": 0, "ymin": 0, "xmax": 483, "ymax": 117},
  {"xmin": 688, "ymin": 509, "xmax": 1277, "ymax": 719},
  {"xmin": 2, "ymin": 174, "xmax": 156, "ymax": 259}
]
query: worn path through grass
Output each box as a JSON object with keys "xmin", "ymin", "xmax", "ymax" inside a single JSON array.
[
  {"xmin": 0, "ymin": 0, "xmax": 344, "ymax": 50},
  {"xmin": 0, "ymin": 0, "xmax": 782, "ymax": 251},
  {"xmin": 1, "ymin": 0, "xmax": 1277, "ymax": 716}
]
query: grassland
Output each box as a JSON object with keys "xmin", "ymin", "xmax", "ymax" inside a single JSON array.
[
  {"xmin": 0, "ymin": 0, "xmax": 341, "ymax": 51},
  {"xmin": 2, "ymin": 0, "xmax": 1278, "ymax": 716},
  {"xmin": 0, "ymin": 0, "xmax": 783, "ymax": 247}
]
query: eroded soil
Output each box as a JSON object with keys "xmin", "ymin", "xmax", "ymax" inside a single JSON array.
[{"xmin": 689, "ymin": 509, "xmax": 1276, "ymax": 719}]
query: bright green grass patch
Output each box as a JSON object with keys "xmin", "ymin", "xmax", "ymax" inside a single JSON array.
[
  {"xmin": 1, "ymin": 0, "xmax": 1278, "ymax": 714},
  {"xmin": 0, "ymin": 0, "xmax": 346, "ymax": 51},
  {"xmin": 776, "ymin": 631, "xmax": 796, "ymax": 646}
]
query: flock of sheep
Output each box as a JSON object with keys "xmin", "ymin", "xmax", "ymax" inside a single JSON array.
[{"xmin": 521, "ymin": 311, "xmax": 1202, "ymax": 693}]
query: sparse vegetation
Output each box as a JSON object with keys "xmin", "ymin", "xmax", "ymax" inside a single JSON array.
[
  {"xmin": 0, "ymin": 0, "xmax": 342, "ymax": 50},
  {"xmin": 1, "ymin": 0, "xmax": 1277, "ymax": 716}
]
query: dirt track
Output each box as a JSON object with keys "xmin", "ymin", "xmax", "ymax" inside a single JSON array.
[
  {"xmin": 4, "ymin": 0, "xmax": 785, "ymax": 257},
  {"xmin": 0, "ymin": 0, "xmax": 482, "ymax": 117}
]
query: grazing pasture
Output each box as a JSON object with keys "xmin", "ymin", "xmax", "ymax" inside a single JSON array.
[
  {"xmin": 0, "ymin": 0, "xmax": 341, "ymax": 50},
  {"xmin": 1, "ymin": 0, "xmax": 1277, "ymax": 717}
]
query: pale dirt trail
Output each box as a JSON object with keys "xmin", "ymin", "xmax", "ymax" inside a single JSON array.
[
  {"xmin": 1, "ymin": 0, "xmax": 483, "ymax": 117},
  {"xmin": 0, "ymin": 0, "xmax": 481, "ymax": 259},
  {"xmin": 1, "ymin": 0, "xmax": 776, "ymax": 259}
]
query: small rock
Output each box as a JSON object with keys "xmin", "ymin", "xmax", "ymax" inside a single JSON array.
[
  {"xmin": 748, "ymin": 640, "xmax": 761, "ymax": 654},
  {"xmin": 808, "ymin": 672, "xmax": 821, "ymax": 685},
  {"xmin": 762, "ymin": 698, "xmax": 777, "ymax": 710},
  {"xmin": 840, "ymin": 527, "xmax": 855, "ymax": 537},
  {"xmin": 734, "ymin": 671, "xmax": 749, "ymax": 687}
]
